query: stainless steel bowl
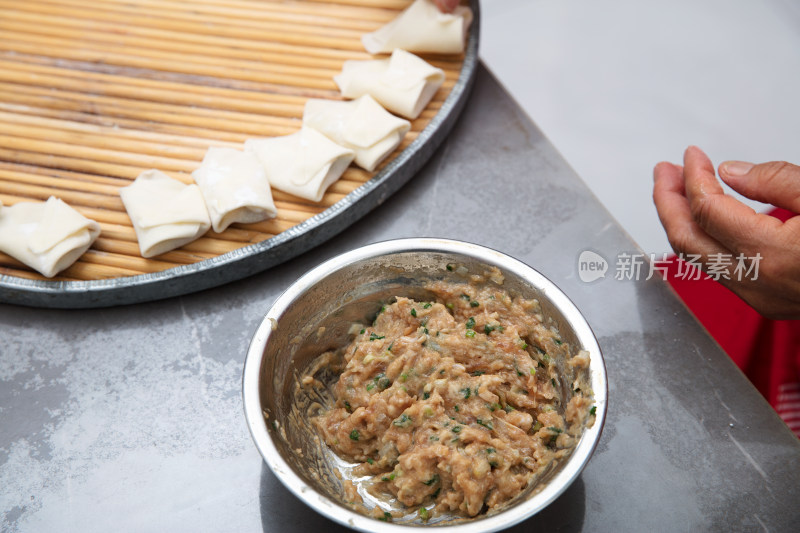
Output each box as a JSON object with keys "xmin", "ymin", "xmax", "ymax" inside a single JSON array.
[{"xmin": 243, "ymin": 238, "xmax": 607, "ymax": 532}]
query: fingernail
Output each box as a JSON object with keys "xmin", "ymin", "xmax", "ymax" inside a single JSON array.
[{"xmin": 721, "ymin": 161, "xmax": 754, "ymax": 177}]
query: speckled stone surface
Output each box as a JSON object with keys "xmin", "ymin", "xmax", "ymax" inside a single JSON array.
[{"xmin": 1, "ymin": 66, "xmax": 798, "ymax": 532}]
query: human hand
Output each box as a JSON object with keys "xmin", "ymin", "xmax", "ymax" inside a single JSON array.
[
  {"xmin": 433, "ymin": 0, "xmax": 461, "ymax": 13},
  {"xmin": 653, "ymin": 145, "xmax": 800, "ymax": 319}
]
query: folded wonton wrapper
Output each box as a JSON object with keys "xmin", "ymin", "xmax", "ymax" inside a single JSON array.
[
  {"xmin": 120, "ymin": 169, "xmax": 211, "ymax": 258},
  {"xmin": 303, "ymin": 95, "xmax": 411, "ymax": 172},
  {"xmin": 0, "ymin": 196, "xmax": 100, "ymax": 277},
  {"xmin": 192, "ymin": 147, "xmax": 277, "ymax": 233},
  {"xmin": 362, "ymin": 0, "xmax": 473, "ymax": 55},
  {"xmin": 334, "ymin": 49, "xmax": 445, "ymax": 120},
  {"xmin": 244, "ymin": 128, "xmax": 355, "ymax": 203}
]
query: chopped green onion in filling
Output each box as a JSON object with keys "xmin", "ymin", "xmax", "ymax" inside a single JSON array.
[
  {"xmin": 393, "ymin": 413, "xmax": 413, "ymax": 428},
  {"xmin": 419, "ymin": 507, "xmax": 430, "ymax": 521},
  {"xmin": 423, "ymin": 474, "xmax": 439, "ymax": 486}
]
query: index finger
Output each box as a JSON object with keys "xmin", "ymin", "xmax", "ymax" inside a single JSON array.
[
  {"xmin": 652, "ymin": 160, "xmax": 731, "ymax": 259},
  {"xmin": 682, "ymin": 146, "xmax": 777, "ymax": 254}
]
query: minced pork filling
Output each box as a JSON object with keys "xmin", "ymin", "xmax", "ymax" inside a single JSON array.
[{"xmin": 310, "ymin": 279, "xmax": 594, "ymax": 520}]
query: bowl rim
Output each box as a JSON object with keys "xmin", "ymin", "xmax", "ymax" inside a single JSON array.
[{"xmin": 243, "ymin": 237, "xmax": 608, "ymax": 532}]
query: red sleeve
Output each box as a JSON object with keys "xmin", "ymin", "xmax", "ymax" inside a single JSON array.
[{"xmin": 664, "ymin": 207, "xmax": 800, "ymax": 437}]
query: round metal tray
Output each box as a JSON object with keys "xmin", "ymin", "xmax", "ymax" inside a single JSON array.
[{"xmin": 0, "ymin": 1, "xmax": 481, "ymax": 309}]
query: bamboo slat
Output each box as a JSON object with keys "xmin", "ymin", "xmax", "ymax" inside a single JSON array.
[{"xmin": 0, "ymin": 0, "xmax": 466, "ymax": 284}]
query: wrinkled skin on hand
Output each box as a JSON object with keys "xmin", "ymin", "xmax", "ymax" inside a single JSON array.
[
  {"xmin": 433, "ymin": 0, "xmax": 461, "ymax": 13},
  {"xmin": 653, "ymin": 146, "xmax": 800, "ymax": 319}
]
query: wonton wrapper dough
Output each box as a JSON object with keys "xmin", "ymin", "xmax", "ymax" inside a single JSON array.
[
  {"xmin": 120, "ymin": 169, "xmax": 211, "ymax": 258},
  {"xmin": 0, "ymin": 196, "xmax": 100, "ymax": 278},
  {"xmin": 334, "ymin": 49, "xmax": 445, "ymax": 120},
  {"xmin": 192, "ymin": 147, "xmax": 277, "ymax": 233},
  {"xmin": 362, "ymin": 0, "xmax": 473, "ymax": 55},
  {"xmin": 244, "ymin": 127, "xmax": 355, "ymax": 203},
  {"xmin": 303, "ymin": 95, "xmax": 411, "ymax": 172}
]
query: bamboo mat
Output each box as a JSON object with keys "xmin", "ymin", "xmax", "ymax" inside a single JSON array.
[{"xmin": 0, "ymin": 0, "xmax": 466, "ymax": 282}]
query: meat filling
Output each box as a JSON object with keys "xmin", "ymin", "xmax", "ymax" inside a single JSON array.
[{"xmin": 310, "ymin": 279, "xmax": 594, "ymax": 519}]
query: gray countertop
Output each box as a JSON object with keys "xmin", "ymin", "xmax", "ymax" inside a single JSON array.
[{"xmin": 2, "ymin": 65, "xmax": 798, "ymax": 532}]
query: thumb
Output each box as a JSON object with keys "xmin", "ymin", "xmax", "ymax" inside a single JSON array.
[{"xmin": 718, "ymin": 160, "xmax": 800, "ymax": 213}]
